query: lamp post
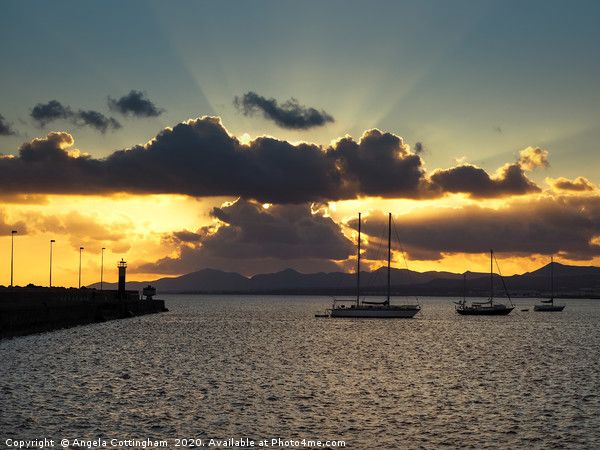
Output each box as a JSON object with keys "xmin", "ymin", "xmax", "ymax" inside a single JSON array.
[
  {"xmin": 10, "ymin": 230, "xmax": 17, "ymax": 287},
  {"xmin": 79, "ymin": 247, "xmax": 84, "ymax": 288},
  {"xmin": 101, "ymin": 247, "xmax": 105, "ymax": 290},
  {"xmin": 49, "ymin": 239, "xmax": 55, "ymax": 287}
]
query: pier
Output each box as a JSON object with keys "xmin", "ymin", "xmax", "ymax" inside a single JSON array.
[
  {"xmin": 0, "ymin": 286, "xmax": 167, "ymax": 339},
  {"xmin": 0, "ymin": 259, "xmax": 167, "ymax": 339}
]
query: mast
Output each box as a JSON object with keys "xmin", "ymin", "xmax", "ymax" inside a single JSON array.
[
  {"xmin": 490, "ymin": 249, "xmax": 494, "ymax": 303},
  {"xmin": 387, "ymin": 212, "xmax": 391, "ymax": 305},
  {"xmin": 550, "ymin": 256, "xmax": 554, "ymax": 303},
  {"xmin": 356, "ymin": 213, "xmax": 361, "ymax": 307}
]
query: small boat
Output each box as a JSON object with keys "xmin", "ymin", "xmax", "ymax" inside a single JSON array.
[
  {"xmin": 455, "ymin": 250, "xmax": 514, "ymax": 316},
  {"xmin": 327, "ymin": 213, "xmax": 420, "ymax": 318},
  {"xmin": 534, "ymin": 301, "xmax": 564, "ymax": 312},
  {"xmin": 534, "ymin": 257, "xmax": 565, "ymax": 312}
]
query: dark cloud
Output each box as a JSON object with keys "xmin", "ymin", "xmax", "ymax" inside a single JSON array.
[
  {"xmin": 102, "ymin": 117, "xmax": 342, "ymax": 202},
  {"xmin": 359, "ymin": 195, "xmax": 600, "ymax": 262},
  {"xmin": 75, "ymin": 110, "xmax": 122, "ymax": 133},
  {"xmin": 3, "ymin": 132, "xmax": 104, "ymax": 195},
  {"xmin": 234, "ymin": 92, "xmax": 334, "ymax": 130},
  {"xmin": 108, "ymin": 90, "xmax": 164, "ymax": 117},
  {"xmin": 0, "ymin": 116, "xmax": 545, "ymax": 202},
  {"xmin": 18, "ymin": 132, "xmax": 77, "ymax": 165},
  {"xmin": 171, "ymin": 230, "xmax": 203, "ymax": 243},
  {"xmin": 0, "ymin": 113, "xmax": 17, "ymax": 136},
  {"xmin": 136, "ymin": 199, "xmax": 353, "ymax": 275},
  {"xmin": 206, "ymin": 200, "xmax": 351, "ymax": 260},
  {"xmin": 548, "ymin": 176, "xmax": 596, "ymax": 192},
  {"xmin": 428, "ymin": 146, "xmax": 548, "ymax": 199},
  {"xmin": 413, "ymin": 142, "xmax": 424, "ymax": 154},
  {"xmin": 329, "ymin": 129, "xmax": 428, "ymax": 198},
  {"xmin": 30, "ymin": 100, "xmax": 121, "ymax": 133},
  {"xmin": 146, "ymin": 192, "xmax": 600, "ymax": 276},
  {"xmin": 428, "ymin": 163, "xmax": 541, "ymax": 198},
  {"xmin": 31, "ymin": 100, "xmax": 72, "ymax": 126}
]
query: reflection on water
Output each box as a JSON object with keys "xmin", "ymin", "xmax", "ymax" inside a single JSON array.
[{"xmin": 1, "ymin": 296, "xmax": 599, "ymax": 448}]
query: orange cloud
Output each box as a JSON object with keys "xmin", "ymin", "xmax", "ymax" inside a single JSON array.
[
  {"xmin": 517, "ymin": 146, "xmax": 549, "ymax": 171},
  {"xmin": 14, "ymin": 209, "xmax": 132, "ymax": 253}
]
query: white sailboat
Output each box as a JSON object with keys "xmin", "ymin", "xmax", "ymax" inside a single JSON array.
[
  {"xmin": 534, "ymin": 257, "xmax": 565, "ymax": 312},
  {"xmin": 328, "ymin": 213, "xmax": 421, "ymax": 318},
  {"xmin": 455, "ymin": 250, "xmax": 514, "ymax": 316}
]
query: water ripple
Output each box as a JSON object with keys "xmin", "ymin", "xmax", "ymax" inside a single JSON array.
[{"xmin": 1, "ymin": 296, "xmax": 599, "ymax": 448}]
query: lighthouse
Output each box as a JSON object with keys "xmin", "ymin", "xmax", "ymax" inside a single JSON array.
[{"xmin": 118, "ymin": 259, "xmax": 127, "ymax": 298}]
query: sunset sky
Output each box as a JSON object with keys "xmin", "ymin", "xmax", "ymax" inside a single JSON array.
[{"xmin": 2, "ymin": 0, "xmax": 600, "ymax": 288}]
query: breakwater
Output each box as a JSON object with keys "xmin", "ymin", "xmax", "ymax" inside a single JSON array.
[{"xmin": 0, "ymin": 287, "xmax": 167, "ymax": 339}]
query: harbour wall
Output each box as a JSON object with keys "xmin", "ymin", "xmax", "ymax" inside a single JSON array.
[{"xmin": 0, "ymin": 287, "xmax": 167, "ymax": 339}]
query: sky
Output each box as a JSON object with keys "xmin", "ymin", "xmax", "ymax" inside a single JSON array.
[{"xmin": 1, "ymin": 0, "xmax": 600, "ymax": 287}]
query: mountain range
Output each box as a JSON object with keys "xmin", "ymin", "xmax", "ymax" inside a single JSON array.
[{"xmin": 89, "ymin": 262, "xmax": 600, "ymax": 298}]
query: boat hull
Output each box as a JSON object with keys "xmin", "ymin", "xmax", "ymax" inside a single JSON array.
[
  {"xmin": 456, "ymin": 305, "xmax": 514, "ymax": 316},
  {"xmin": 330, "ymin": 305, "xmax": 420, "ymax": 318},
  {"xmin": 533, "ymin": 304, "xmax": 565, "ymax": 312}
]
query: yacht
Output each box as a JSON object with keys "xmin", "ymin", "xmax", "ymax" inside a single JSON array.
[
  {"xmin": 455, "ymin": 250, "xmax": 514, "ymax": 316},
  {"xmin": 328, "ymin": 213, "xmax": 420, "ymax": 318}
]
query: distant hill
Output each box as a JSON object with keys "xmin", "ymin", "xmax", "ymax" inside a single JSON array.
[
  {"xmin": 523, "ymin": 262, "xmax": 600, "ymax": 278},
  {"xmin": 88, "ymin": 262, "xmax": 600, "ymax": 298},
  {"xmin": 91, "ymin": 268, "xmax": 249, "ymax": 293}
]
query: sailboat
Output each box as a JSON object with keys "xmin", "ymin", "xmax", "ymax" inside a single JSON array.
[
  {"xmin": 534, "ymin": 257, "xmax": 565, "ymax": 311},
  {"xmin": 455, "ymin": 250, "xmax": 514, "ymax": 315},
  {"xmin": 328, "ymin": 213, "xmax": 421, "ymax": 318}
]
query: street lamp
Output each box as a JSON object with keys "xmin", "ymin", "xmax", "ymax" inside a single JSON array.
[
  {"xmin": 101, "ymin": 247, "xmax": 105, "ymax": 290},
  {"xmin": 49, "ymin": 240, "xmax": 55, "ymax": 287},
  {"xmin": 79, "ymin": 247, "xmax": 84, "ymax": 288},
  {"xmin": 10, "ymin": 230, "xmax": 17, "ymax": 287}
]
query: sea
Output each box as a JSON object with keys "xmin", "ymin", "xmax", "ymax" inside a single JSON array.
[{"xmin": 1, "ymin": 295, "xmax": 599, "ymax": 450}]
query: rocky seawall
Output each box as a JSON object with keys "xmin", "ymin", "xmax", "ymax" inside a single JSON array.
[{"xmin": 0, "ymin": 287, "xmax": 167, "ymax": 339}]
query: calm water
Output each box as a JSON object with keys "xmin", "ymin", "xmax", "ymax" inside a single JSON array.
[{"xmin": 1, "ymin": 295, "xmax": 599, "ymax": 449}]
